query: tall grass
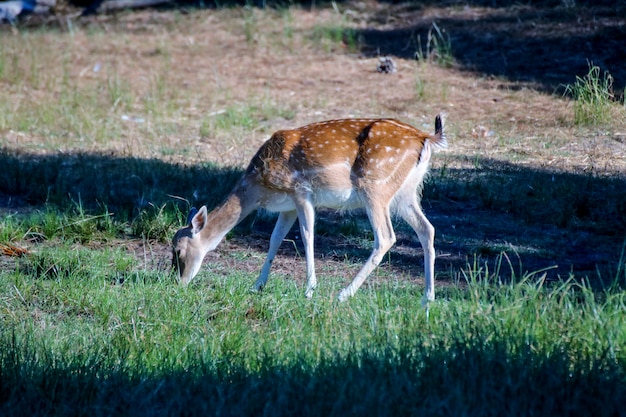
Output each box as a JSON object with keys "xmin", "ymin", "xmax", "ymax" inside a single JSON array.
[
  {"xmin": 309, "ymin": 3, "xmax": 361, "ymax": 54},
  {"xmin": 310, "ymin": 25, "xmax": 360, "ymax": 53},
  {"xmin": 564, "ymin": 62, "xmax": 618, "ymax": 125},
  {"xmin": 414, "ymin": 22, "xmax": 454, "ymax": 68}
]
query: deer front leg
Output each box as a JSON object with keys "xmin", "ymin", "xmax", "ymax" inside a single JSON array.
[
  {"xmin": 295, "ymin": 197, "xmax": 317, "ymax": 298},
  {"xmin": 337, "ymin": 204, "xmax": 396, "ymax": 302},
  {"xmin": 254, "ymin": 211, "xmax": 298, "ymax": 292}
]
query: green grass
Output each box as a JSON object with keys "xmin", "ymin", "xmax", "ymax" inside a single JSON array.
[
  {"xmin": 1, "ymin": 250, "xmax": 625, "ymax": 415},
  {"xmin": 564, "ymin": 62, "xmax": 620, "ymax": 126},
  {"xmin": 310, "ymin": 25, "xmax": 360, "ymax": 53},
  {"xmin": 199, "ymin": 101, "xmax": 295, "ymax": 139},
  {"xmin": 414, "ymin": 22, "xmax": 454, "ymax": 68}
]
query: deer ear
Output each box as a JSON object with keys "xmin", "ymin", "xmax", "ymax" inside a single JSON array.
[
  {"xmin": 190, "ymin": 206, "xmax": 208, "ymax": 235},
  {"xmin": 186, "ymin": 207, "xmax": 198, "ymax": 226}
]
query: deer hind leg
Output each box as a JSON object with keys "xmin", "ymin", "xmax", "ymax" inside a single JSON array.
[
  {"xmin": 253, "ymin": 210, "xmax": 298, "ymax": 292},
  {"xmin": 294, "ymin": 196, "xmax": 317, "ymax": 298},
  {"xmin": 397, "ymin": 194, "xmax": 436, "ymax": 305},
  {"xmin": 337, "ymin": 201, "xmax": 396, "ymax": 302}
]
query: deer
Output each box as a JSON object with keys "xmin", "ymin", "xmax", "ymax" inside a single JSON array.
[{"xmin": 172, "ymin": 113, "xmax": 447, "ymax": 304}]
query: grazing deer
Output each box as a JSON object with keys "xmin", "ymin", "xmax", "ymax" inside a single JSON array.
[{"xmin": 172, "ymin": 114, "xmax": 446, "ymax": 303}]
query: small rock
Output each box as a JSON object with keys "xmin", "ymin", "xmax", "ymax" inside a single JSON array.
[{"xmin": 376, "ymin": 57, "xmax": 397, "ymax": 74}]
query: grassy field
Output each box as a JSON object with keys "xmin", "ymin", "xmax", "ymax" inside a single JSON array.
[{"xmin": 1, "ymin": 1, "xmax": 626, "ymax": 415}]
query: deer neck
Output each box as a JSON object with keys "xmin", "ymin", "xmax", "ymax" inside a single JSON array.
[{"xmin": 200, "ymin": 187, "xmax": 258, "ymax": 250}]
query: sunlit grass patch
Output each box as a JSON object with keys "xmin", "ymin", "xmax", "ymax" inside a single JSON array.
[
  {"xmin": 564, "ymin": 62, "xmax": 622, "ymax": 126},
  {"xmin": 199, "ymin": 101, "xmax": 295, "ymax": 137},
  {"xmin": 310, "ymin": 25, "xmax": 360, "ymax": 53}
]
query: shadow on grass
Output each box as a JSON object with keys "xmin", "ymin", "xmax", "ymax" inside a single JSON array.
[
  {"xmin": 0, "ymin": 148, "xmax": 244, "ymax": 218},
  {"xmin": 2, "ymin": 148, "xmax": 624, "ymax": 285},
  {"xmin": 1, "ymin": 330, "xmax": 624, "ymax": 416},
  {"xmin": 426, "ymin": 157, "xmax": 626, "ymax": 284},
  {"xmin": 356, "ymin": 1, "xmax": 626, "ymax": 95}
]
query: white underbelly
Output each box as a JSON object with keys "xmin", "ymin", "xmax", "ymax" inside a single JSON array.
[
  {"xmin": 263, "ymin": 193, "xmax": 297, "ymax": 212},
  {"xmin": 312, "ymin": 188, "xmax": 363, "ymax": 210},
  {"xmin": 261, "ymin": 188, "xmax": 363, "ymax": 212}
]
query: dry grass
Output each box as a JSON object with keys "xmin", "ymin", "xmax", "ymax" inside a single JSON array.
[{"xmin": 2, "ymin": 6, "xmax": 624, "ymax": 170}]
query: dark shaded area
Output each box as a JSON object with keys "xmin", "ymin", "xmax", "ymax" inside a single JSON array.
[
  {"xmin": 0, "ymin": 148, "xmax": 243, "ymax": 219},
  {"xmin": 427, "ymin": 158, "xmax": 626, "ymax": 284},
  {"xmin": 357, "ymin": 2, "xmax": 626, "ymax": 96},
  {"xmin": 1, "ymin": 327, "xmax": 624, "ymax": 416}
]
